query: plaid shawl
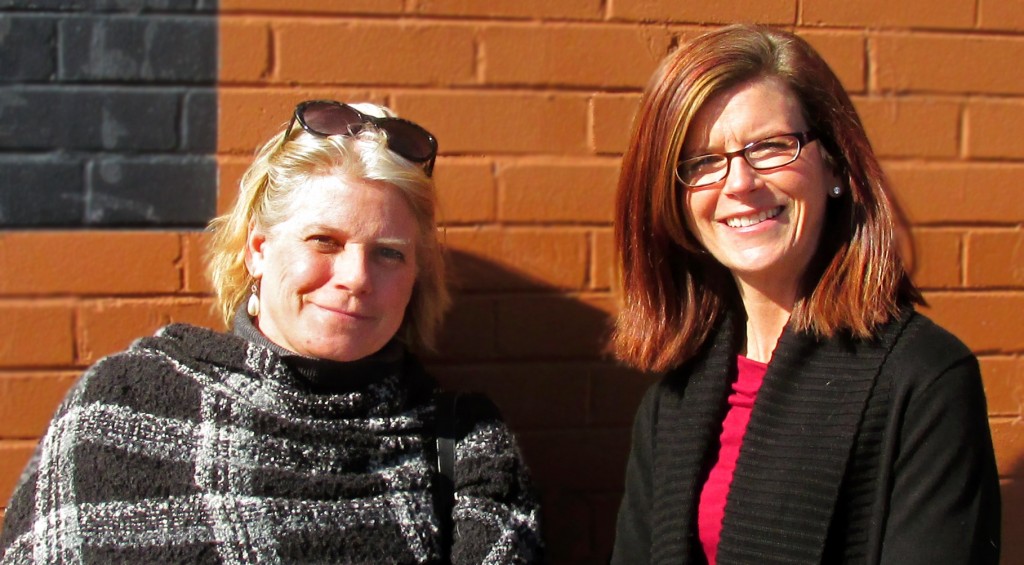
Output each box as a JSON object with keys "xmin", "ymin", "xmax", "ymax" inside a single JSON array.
[{"xmin": 0, "ymin": 323, "xmax": 541, "ymax": 564}]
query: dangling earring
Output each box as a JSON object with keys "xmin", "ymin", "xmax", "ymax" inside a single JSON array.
[
  {"xmin": 829, "ymin": 185, "xmax": 843, "ymax": 198},
  {"xmin": 247, "ymin": 282, "xmax": 260, "ymax": 317}
]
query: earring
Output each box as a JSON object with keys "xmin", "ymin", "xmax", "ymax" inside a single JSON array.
[
  {"xmin": 829, "ymin": 185, "xmax": 843, "ymax": 198},
  {"xmin": 247, "ymin": 282, "xmax": 260, "ymax": 317}
]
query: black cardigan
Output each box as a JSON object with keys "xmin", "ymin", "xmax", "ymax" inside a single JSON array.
[{"xmin": 611, "ymin": 308, "xmax": 1000, "ymax": 564}]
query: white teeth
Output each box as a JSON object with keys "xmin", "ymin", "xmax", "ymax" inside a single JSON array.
[{"xmin": 725, "ymin": 206, "xmax": 783, "ymax": 228}]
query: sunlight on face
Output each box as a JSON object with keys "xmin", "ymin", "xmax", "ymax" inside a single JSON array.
[
  {"xmin": 246, "ymin": 175, "xmax": 419, "ymax": 361},
  {"xmin": 682, "ymin": 77, "xmax": 835, "ymax": 303}
]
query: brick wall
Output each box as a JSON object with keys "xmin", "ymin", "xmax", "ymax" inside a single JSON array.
[
  {"xmin": 2, "ymin": 1, "xmax": 1023, "ymax": 563},
  {"xmin": 0, "ymin": 0, "xmax": 218, "ymax": 227}
]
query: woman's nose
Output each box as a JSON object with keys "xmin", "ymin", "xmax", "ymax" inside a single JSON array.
[
  {"xmin": 721, "ymin": 154, "xmax": 758, "ymax": 195},
  {"xmin": 334, "ymin": 248, "xmax": 372, "ymax": 293}
]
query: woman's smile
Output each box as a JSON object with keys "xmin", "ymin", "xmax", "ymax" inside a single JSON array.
[
  {"xmin": 247, "ymin": 174, "xmax": 419, "ymax": 362},
  {"xmin": 721, "ymin": 205, "xmax": 785, "ymax": 228},
  {"xmin": 682, "ymin": 77, "xmax": 833, "ymax": 300},
  {"xmin": 310, "ymin": 301, "xmax": 373, "ymax": 321}
]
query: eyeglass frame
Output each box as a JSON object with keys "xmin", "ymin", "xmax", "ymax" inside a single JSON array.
[
  {"xmin": 282, "ymin": 100, "xmax": 439, "ymax": 177},
  {"xmin": 675, "ymin": 131, "xmax": 819, "ymax": 188}
]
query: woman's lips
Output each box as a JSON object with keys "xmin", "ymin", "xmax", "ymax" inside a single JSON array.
[
  {"xmin": 312, "ymin": 303, "xmax": 371, "ymax": 320},
  {"xmin": 722, "ymin": 205, "xmax": 784, "ymax": 228}
]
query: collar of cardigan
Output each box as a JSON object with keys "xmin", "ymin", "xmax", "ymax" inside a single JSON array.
[{"xmin": 650, "ymin": 306, "xmax": 914, "ymax": 563}]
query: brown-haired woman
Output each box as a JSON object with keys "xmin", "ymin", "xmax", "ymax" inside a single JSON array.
[{"xmin": 610, "ymin": 25, "xmax": 1000, "ymax": 564}]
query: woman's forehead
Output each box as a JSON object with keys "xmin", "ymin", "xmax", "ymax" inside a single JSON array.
[{"xmin": 684, "ymin": 77, "xmax": 806, "ymax": 150}]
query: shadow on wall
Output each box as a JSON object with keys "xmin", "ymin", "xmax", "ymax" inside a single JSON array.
[
  {"xmin": 425, "ymin": 249, "xmax": 649, "ymax": 565},
  {"xmin": 0, "ymin": 247, "xmax": 649, "ymax": 564},
  {"xmin": 1001, "ymin": 456, "xmax": 1023, "ymax": 564},
  {"xmin": 431, "ymin": 251, "xmax": 1022, "ymax": 564}
]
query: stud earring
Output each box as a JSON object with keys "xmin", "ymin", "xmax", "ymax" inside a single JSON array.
[
  {"xmin": 247, "ymin": 282, "xmax": 260, "ymax": 317},
  {"xmin": 829, "ymin": 185, "xmax": 843, "ymax": 198}
]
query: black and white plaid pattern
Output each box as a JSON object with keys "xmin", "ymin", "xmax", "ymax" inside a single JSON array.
[{"xmin": 0, "ymin": 324, "xmax": 541, "ymax": 564}]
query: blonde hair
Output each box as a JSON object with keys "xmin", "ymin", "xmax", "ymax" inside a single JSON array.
[{"xmin": 207, "ymin": 103, "xmax": 449, "ymax": 351}]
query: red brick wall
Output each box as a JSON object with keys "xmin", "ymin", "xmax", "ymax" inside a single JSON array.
[{"xmin": 3, "ymin": 2, "xmax": 1023, "ymax": 563}]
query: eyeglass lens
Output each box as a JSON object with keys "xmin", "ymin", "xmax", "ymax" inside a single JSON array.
[
  {"xmin": 678, "ymin": 133, "xmax": 804, "ymax": 187},
  {"xmin": 295, "ymin": 101, "xmax": 436, "ymax": 166},
  {"xmin": 301, "ymin": 102, "xmax": 363, "ymax": 137}
]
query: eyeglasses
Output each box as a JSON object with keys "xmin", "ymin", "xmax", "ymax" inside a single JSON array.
[
  {"xmin": 676, "ymin": 131, "xmax": 818, "ymax": 188},
  {"xmin": 285, "ymin": 100, "xmax": 439, "ymax": 176}
]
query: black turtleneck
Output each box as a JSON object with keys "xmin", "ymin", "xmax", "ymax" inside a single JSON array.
[{"xmin": 231, "ymin": 306, "xmax": 406, "ymax": 395}]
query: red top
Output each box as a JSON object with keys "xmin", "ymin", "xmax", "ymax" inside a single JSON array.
[{"xmin": 697, "ymin": 355, "xmax": 769, "ymax": 564}]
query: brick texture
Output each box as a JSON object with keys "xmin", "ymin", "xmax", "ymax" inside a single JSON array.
[
  {"xmin": 0, "ymin": 232, "xmax": 182, "ymax": 295},
  {"xmin": 803, "ymin": 0, "xmax": 976, "ymax": 29},
  {"xmin": 59, "ymin": 17, "xmax": 216, "ymax": 82},
  {"xmin": 0, "ymin": 441, "xmax": 36, "ymax": 508},
  {"xmin": 0, "ymin": 302, "xmax": 75, "ymax": 367},
  {"xmin": 591, "ymin": 94, "xmax": 641, "ymax": 155},
  {"xmin": 219, "ymin": 0, "xmax": 403, "ymax": 14},
  {"xmin": 433, "ymin": 158, "xmax": 498, "ymax": 224},
  {"xmin": 394, "ymin": 92, "xmax": 591, "ymax": 154},
  {"xmin": 608, "ymin": 0, "xmax": 796, "ymax": 24},
  {"xmin": 77, "ymin": 298, "xmax": 220, "ymax": 364},
  {"xmin": 921, "ymin": 293, "xmax": 1024, "ymax": 353},
  {"xmin": 888, "ymin": 163, "xmax": 1024, "ymax": 225},
  {"xmin": 216, "ymin": 88, "xmax": 378, "ymax": 154},
  {"xmin": 874, "ymin": 34, "xmax": 1024, "ymax": 95},
  {"xmin": 799, "ymin": 30, "xmax": 867, "ymax": 93},
  {"xmin": 0, "ymin": 4, "xmax": 217, "ymax": 228},
  {"xmin": 413, "ymin": 0, "xmax": 604, "ymax": 20},
  {"xmin": 276, "ymin": 21, "xmax": 478, "ymax": 86},
  {"xmin": 445, "ymin": 228, "xmax": 590, "ymax": 291},
  {"xmin": 966, "ymin": 99, "xmax": 1024, "ymax": 159},
  {"xmin": 2, "ymin": 4, "xmax": 1023, "ymax": 564},
  {"xmin": 980, "ymin": 356, "xmax": 1024, "ymax": 416},
  {"xmin": 1004, "ymin": 476, "xmax": 1024, "ymax": 565},
  {"xmin": 967, "ymin": 230, "xmax": 1024, "ymax": 288},
  {"xmin": 480, "ymin": 24, "xmax": 672, "ymax": 88},
  {"xmin": 0, "ymin": 372, "xmax": 78, "ymax": 438},
  {"xmin": 854, "ymin": 97, "xmax": 960, "ymax": 158},
  {"xmin": 498, "ymin": 160, "xmax": 618, "ymax": 223},
  {"xmin": 910, "ymin": 228, "xmax": 962, "ymax": 289},
  {"xmin": 979, "ymin": 0, "xmax": 1024, "ymax": 31}
]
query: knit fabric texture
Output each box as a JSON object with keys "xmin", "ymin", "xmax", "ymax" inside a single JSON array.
[
  {"xmin": 0, "ymin": 322, "xmax": 542, "ymax": 564},
  {"xmin": 611, "ymin": 308, "xmax": 1000, "ymax": 564}
]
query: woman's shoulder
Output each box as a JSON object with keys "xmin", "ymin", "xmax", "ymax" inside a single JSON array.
[
  {"xmin": 891, "ymin": 310, "xmax": 974, "ymax": 365},
  {"xmin": 883, "ymin": 309, "xmax": 980, "ymax": 391},
  {"xmin": 68, "ymin": 323, "xmax": 245, "ymax": 408},
  {"xmin": 133, "ymin": 322, "xmax": 249, "ymax": 365},
  {"xmin": 89, "ymin": 322, "xmax": 241, "ymax": 374}
]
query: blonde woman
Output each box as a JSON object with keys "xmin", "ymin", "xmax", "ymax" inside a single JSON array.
[{"xmin": 1, "ymin": 100, "xmax": 542, "ymax": 564}]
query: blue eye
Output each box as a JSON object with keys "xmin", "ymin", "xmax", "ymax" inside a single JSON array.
[
  {"xmin": 377, "ymin": 247, "xmax": 406, "ymax": 262},
  {"xmin": 307, "ymin": 235, "xmax": 339, "ymax": 251}
]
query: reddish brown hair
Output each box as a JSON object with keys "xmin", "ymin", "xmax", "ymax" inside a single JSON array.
[{"xmin": 613, "ymin": 25, "xmax": 922, "ymax": 372}]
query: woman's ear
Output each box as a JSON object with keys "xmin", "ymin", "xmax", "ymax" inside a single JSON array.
[{"xmin": 245, "ymin": 221, "xmax": 267, "ymax": 279}]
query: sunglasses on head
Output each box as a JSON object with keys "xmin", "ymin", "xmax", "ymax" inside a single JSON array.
[{"xmin": 285, "ymin": 100, "xmax": 438, "ymax": 177}]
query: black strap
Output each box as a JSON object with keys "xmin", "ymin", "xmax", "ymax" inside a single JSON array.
[{"xmin": 433, "ymin": 391, "xmax": 458, "ymax": 564}]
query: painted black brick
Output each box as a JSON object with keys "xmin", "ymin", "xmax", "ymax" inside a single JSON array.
[
  {"xmin": 0, "ymin": 0, "xmax": 218, "ymax": 229},
  {"xmin": 0, "ymin": 87, "xmax": 180, "ymax": 151},
  {"xmin": 59, "ymin": 16, "xmax": 217, "ymax": 83},
  {"xmin": 86, "ymin": 155, "xmax": 216, "ymax": 226},
  {"xmin": 0, "ymin": 155, "xmax": 84, "ymax": 226},
  {"xmin": 182, "ymin": 88, "xmax": 215, "ymax": 153},
  {"xmin": 0, "ymin": 1, "xmax": 214, "ymax": 12},
  {"xmin": 0, "ymin": 15, "xmax": 57, "ymax": 82}
]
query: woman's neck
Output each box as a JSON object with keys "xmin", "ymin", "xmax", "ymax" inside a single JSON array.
[{"xmin": 735, "ymin": 277, "xmax": 796, "ymax": 363}]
